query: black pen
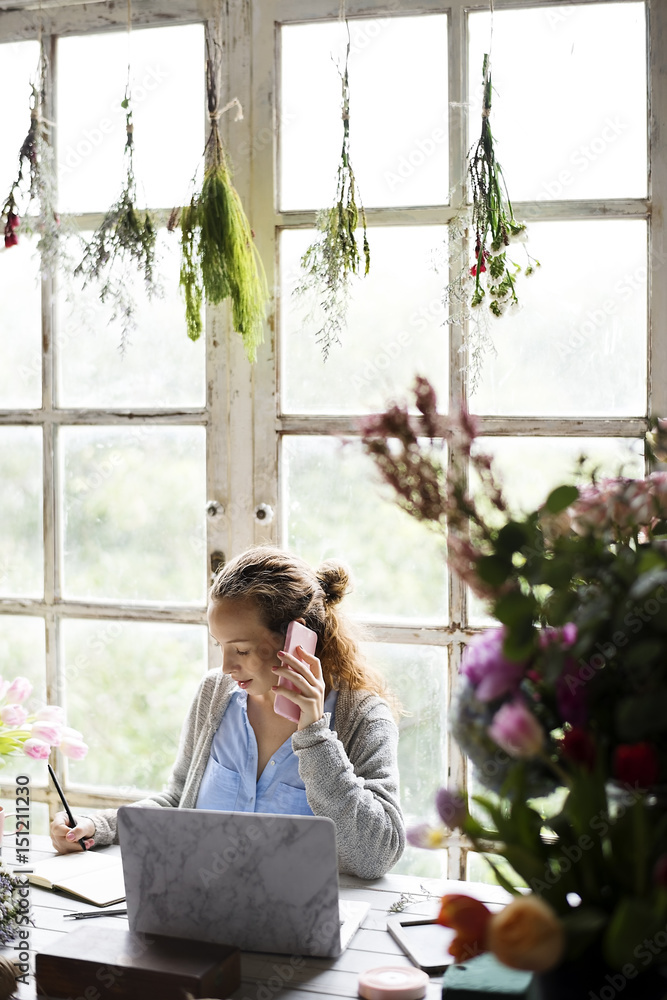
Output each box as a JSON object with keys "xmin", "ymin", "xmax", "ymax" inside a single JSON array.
[
  {"xmin": 47, "ymin": 763, "xmax": 89, "ymax": 852},
  {"xmin": 64, "ymin": 908, "xmax": 127, "ymax": 920}
]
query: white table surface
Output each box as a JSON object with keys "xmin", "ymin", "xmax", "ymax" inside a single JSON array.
[{"xmin": 1, "ymin": 835, "xmax": 512, "ymax": 1000}]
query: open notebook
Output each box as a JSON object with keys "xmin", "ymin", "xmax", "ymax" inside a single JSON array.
[{"xmin": 28, "ymin": 848, "xmax": 126, "ymax": 907}]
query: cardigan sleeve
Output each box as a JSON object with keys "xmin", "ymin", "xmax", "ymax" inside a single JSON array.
[
  {"xmin": 291, "ymin": 695, "xmax": 405, "ymax": 879},
  {"xmin": 84, "ymin": 671, "xmax": 218, "ymax": 847}
]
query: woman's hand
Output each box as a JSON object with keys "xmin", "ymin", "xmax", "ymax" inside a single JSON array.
[
  {"xmin": 50, "ymin": 811, "xmax": 96, "ymax": 854},
  {"xmin": 273, "ymin": 645, "xmax": 326, "ymax": 730}
]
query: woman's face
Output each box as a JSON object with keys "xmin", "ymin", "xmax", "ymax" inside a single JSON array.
[{"xmin": 207, "ymin": 598, "xmax": 284, "ymax": 701}]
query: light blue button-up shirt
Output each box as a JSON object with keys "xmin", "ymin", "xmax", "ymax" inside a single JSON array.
[{"xmin": 196, "ymin": 688, "xmax": 338, "ymax": 815}]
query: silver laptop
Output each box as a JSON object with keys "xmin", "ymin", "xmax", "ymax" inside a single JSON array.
[{"xmin": 117, "ymin": 806, "xmax": 369, "ymax": 957}]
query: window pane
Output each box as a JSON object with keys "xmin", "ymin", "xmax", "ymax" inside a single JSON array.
[
  {"xmin": 281, "ymin": 226, "xmax": 448, "ymax": 414},
  {"xmin": 60, "ymin": 426, "xmax": 206, "ymax": 604},
  {"xmin": 283, "ymin": 436, "xmax": 447, "ymax": 621},
  {"xmin": 57, "ymin": 231, "xmax": 206, "ymax": 408},
  {"xmin": 0, "ymin": 41, "xmax": 39, "ymax": 196},
  {"xmin": 370, "ymin": 642, "xmax": 447, "ymax": 878},
  {"xmin": 468, "ymin": 4, "xmax": 647, "ymax": 201},
  {"xmin": 62, "ymin": 619, "xmax": 206, "ymax": 791},
  {"xmin": 0, "ymin": 236, "xmax": 42, "ymax": 408},
  {"xmin": 281, "ymin": 15, "xmax": 449, "ymax": 210},
  {"xmin": 0, "ymin": 428, "xmax": 43, "ymax": 598},
  {"xmin": 471, "ymin": 220, "xmax": 647, "ymax": 417},
  {"xmin": 0, "ymin": 615, "xmax": 47, "ymax": 789},
  {"xmin": 468, "ymin": 436, "xmax": 644, "ymax": 626},
  {"xmin": 57, "ymin": 24, "xmax": 204, "ymax": 214}
]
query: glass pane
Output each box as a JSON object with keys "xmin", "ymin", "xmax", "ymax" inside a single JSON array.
[
  {"xmin": 468, "ymin": 436, "xmax": 645, "ymax": 626},
  {"xmin": 281, "ymin": 15, "xmax": 449, "ymax": 210},
  {"xmin": 57, "ymin": 231, "xmax": 206, "ymax": 408},
  {"xmin": 283, "ymin": 437, "xmax": 447, "ymax": 621},
  {"xmin": 281, "ymin": 226, "xmax": 448, "ymax": 414},
  {"xmin": 0, "ymin": 798, "xmax": 49, "ymax": 839},
  {"xmin": 57, "ymin": 24, "xmax": 204, "ymax": 214},
  {"xmin": 0, "ymin": 236, "xmax": 42, "ymax": 408},
  {"xmin": 0, "ymin": 41, "xmax": 39, "ymax": 196},
  {"xmin": 0, "ymin": 428, "xmax": 43, "ymax": 598},
  {"xmin": 0, "ymin": 615, "xmax": 47, "ymax": 791},
  {"xmin": 370, "ymin": 642, "xmax": 447, "ymax": 878},
  {"xmin": 471, "ymin": 220, "xmax": 647, "ymax": 417},
  {"xmin": 61, "ymin": 426, "xmax": 206, "ymax": 604},
  {"xmin": 62, "ymin": 619, "xmax": 206, "ymax": 792},
  {"xmin": 468, "ymin": 4, "xmax": 647, "ymax": 201}
]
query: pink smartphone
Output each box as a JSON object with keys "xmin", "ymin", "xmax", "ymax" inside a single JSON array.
[{"xmin": 273, "ymin": 620, "xmax": 318, "ymax": 722}]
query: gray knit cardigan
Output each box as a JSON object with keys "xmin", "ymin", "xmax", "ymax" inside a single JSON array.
[{"xmin": 87, "ymin": 669, "xmax": 405, "ymax": 880}]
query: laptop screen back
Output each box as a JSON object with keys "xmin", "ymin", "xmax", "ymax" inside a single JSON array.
[{"xmin": 118, "ymin": 806, "xmax": 342, "ymax": 957}]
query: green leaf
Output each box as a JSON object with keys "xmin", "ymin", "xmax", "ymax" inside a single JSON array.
[
  {"xmin": 544, "ymin": 484, "xmax": 579, "ymax": 514},
  {"xmin": 120, "ymin": 98, "xmax": 129, "ymax": 108},
  {"xmin": 629, "ymin": 567, "xmax": 667, "ymax": 600},
  {"xmin": 603, "ymin": 897, "xmax": 667, "ymax": 969},
  {"xmin": 493, "ymin": 591, "xmax": 536, "ymax": 628},
  {"xmin": 476, "ymin": 554, "xmax": 512, "ymax": 586},
  {"xmin": 495, "ymin": 522, "xmax": 529, "ymax": 556}
]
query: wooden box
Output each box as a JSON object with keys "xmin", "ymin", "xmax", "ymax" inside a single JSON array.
[{"xmin": 35, "ymin": 925, "xmax": 240, "ymax": 1000}]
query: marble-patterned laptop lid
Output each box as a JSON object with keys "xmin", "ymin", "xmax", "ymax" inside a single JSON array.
[{"xmin": 117, "ymin": 806, "xmax": 342, "ymax": 957}]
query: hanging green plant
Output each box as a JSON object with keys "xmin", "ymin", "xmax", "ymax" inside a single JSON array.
[
  {"xmin": 468, "ymin": 53, "xmax": 539, "ymax": 319},
  {"xmin": 1, "ymin": 44, "xmax": 64, "ymax": 275},
  {"xmin": 173, "ymin": 36, "xmax": 268, "ymax": 363},
  {"xmin": 294, "ymin": 28, "xmax": 370, "ymax": 360},
  {"xmin": 74, "ymin": 93, "xmax": 159, "ymax": 350}
]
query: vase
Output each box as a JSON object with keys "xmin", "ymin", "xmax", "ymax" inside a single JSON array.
[{"xmin": 535, "ymin": 950, "xmax": 667, "ymax": 1000}]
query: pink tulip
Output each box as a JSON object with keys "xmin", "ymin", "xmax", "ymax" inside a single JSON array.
[
  {"xmin": 34, "ymin": 706, "xmax": 66, "ymax": 725},
  {"xmin": 30, "ymin": 722, "xmax": 62, "ymax": 746},
  {"xmin": 60, "ymin": 726, "xmax": 83, "ymax": 741},
  {"xmin": 5, "ymin": 677, "xmax": 33, "ymax": 704},
  {"xmin": 489, "ymin": 699, "xmax": 545, "ymax": 759},
  {"xmin": 0, "ymin": 704, "xmax": 27, "ymax": 727},
  {"xmin": 60, "ymin": 737, "xmax": 88, "ymax": 760},
  {"xmin": 22, "ymin": 738, "xmax": 51, "ymax": 760}
]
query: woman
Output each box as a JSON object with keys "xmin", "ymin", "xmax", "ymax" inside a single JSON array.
[{"xmin": 50, "ymin": 546, "xmax": 405, "ymax": 879}]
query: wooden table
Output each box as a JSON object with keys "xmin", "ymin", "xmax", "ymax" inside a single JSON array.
[{"xmin": 3, "ymin": 836, "xmax": 512, "ymax": 1000}]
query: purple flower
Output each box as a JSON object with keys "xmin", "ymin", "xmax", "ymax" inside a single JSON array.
[
  {"xmin": 461, "ymin": 629, "xmax": 525, "ymax": 702},
  {"xmin": 489, "ymin": 699, "xmax": 545, "ymax": 759},
  {"xmin": 435, "ymin": 788, "xmax": 467, "ymax": 829},
  {"xmin": 556, "ymin": 658, "xmax": 587, "ymax": 727}
]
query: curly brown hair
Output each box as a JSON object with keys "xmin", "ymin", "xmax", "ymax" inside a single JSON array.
[{"xmin": 209, "ymin": 545, "xmax": 389, "ymax": 699}]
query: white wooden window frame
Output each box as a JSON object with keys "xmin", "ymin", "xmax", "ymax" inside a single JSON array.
[{"xmin": 0, "ymin": 0, "xmax": 664, "ymax": 880}]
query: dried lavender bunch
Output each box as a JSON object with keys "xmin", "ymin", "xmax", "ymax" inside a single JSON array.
[
  {"xmin": 468, "ymin": 54, "xmax": 539, "ymax": 320},
  {"xmin": 1, "ymin": 46, "xmax": 68, "ymax": 275},
  {"xmin": 74, "ymin": 95, "xmax": 160, "ymax": 351},
  {"xmin": 0, "ymin": 867, "xmax": 30, "ymax": 945},
  {"xmin": 295, "ymin": 29, "xmax": 370, "ymax": 359}
]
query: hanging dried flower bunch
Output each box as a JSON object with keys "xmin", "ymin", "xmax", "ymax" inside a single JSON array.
[
  {"xmin": 468, "ymin": 53, "xmax": 539, "ymax": 318},
  {"xmin": 1, "ymin": 43, "xmax": 63, "ymax": 274},
  {"xmin": 295, "ymin": 28, "xmax": 370, "ymax": 360},
  {"xmin": 74, "ymin": 93, "xmax": 159, "ymax": 351},
  {"xmin": 174, "ymin": 35, "xmax": 268, "ymax": 362}
]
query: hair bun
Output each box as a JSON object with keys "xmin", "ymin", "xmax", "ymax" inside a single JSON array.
[{"xmin": 317, "ymin": 561, "xmax": 350, "ymax": 606}]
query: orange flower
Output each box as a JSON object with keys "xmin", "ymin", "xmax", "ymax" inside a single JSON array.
[
  {"xmin": 436, "ymin": 894, "xmax": 492, "ymax": 962},
  {"xmin": 487, "ymin": 895, "xmax": 565, "ymax": 972}
]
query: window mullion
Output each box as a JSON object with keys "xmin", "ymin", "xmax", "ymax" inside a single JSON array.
[{"xmin": 648, "ymin": 0, "xmax": 667, "ymax": 417}]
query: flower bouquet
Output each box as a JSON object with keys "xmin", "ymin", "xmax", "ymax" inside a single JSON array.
[
  {"xmin": 361, "ymin": 383, "xmax": 667, "ymax": 997},
  {"xmin": 0, "ymin": 676, "xmax": 88, "ymax": 763}
]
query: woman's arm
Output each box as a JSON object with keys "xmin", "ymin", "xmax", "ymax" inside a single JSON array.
[{"xmin": 292, "ymin": 694, "xmax": 405, "ymax": 879}]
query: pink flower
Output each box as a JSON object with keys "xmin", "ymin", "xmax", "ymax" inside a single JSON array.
[
  {"xmin": 406, "ymin": 823, "xmax": 447, "ymax": 850},
  {"xmin": 22, "ymin": 738, "xmax": 51, "ymax": 760},
  {"xmin": 5, "ymin": 677, "xmax": 33, "ymax": 704},
  {"xmin": 462, "ymin": 629, "xmax": 525, "ymax": 702},
  {"xmin": 60, "ymin": 737, "xmax": 88, "ymax": 760},
  {"xmin": 0, "ymin": 704, "xmax": 27, "ymax": 727},
  {"xmin": 34, "ymin": 705, "xmax": 66, "ymax": 725},
  {"xmin": 60, "ymin": 726, "xmax": 83, "ymax": 741},
  {"xmin": 489, "ymin": 699, "xmax": 544, "ymax": 758},
  {"xmin": 30, "ymin": 722, "xmax": 62, "ymax": 745}
]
